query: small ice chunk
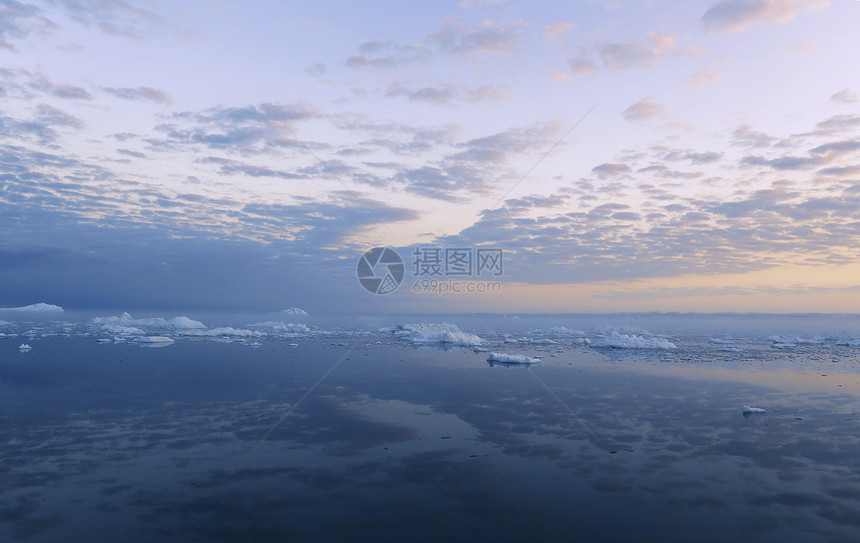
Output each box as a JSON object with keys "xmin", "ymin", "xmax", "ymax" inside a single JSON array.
[
  {"xmin": 487, "ymin": 353, "xmax": 539, "ymax": 364},
  {"xmin": 18, "ymin": 343, "xmax": 32, "ymax": 351},
  {"xmin": 741, "ymin": 406, "xmax": 766, "ymax": 414}
]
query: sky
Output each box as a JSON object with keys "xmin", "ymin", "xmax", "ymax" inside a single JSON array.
[{"xmin": 2, "ymin": 0, "xmax": 860, "ymax": 313}]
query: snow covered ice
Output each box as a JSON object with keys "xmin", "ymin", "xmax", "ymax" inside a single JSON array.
[
  {"xmin": 486, "ymin": 353, "xmax": 539, "ymax": 364},
  {"xmin": 742, "ymin": 406, "xmax": 766, "ymax": 414},
  {"xmin": 387, "ymin": 323, "xmax": 485, "ymax": 347},
  {"xmin": 592, "ymin": 331, "xmax": 677, "ymax": 350}
]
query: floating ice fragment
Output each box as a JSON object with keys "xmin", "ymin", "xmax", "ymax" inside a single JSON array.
[
  {"xmin": 18, "ymin": 343, "xmax": 31, "ymax": 351},
  {"xmin": 179, "ymin": 327, "xmax": 262, "ymax": 338},
  {"xmin": 741, "ymin": 406, "xmax": 766, "ymax": 414},
  {"xmin": 593, "ymin": 331, "xmax": 677, "ymax": 350},
  {"xmin": 487, "ymin": 353, "xmax": 539, "ymax": 364}
]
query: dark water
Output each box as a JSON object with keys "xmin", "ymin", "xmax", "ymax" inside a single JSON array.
[{"xmin": 2, "ymin": 336, "xmax": 860, "ymax": 542}]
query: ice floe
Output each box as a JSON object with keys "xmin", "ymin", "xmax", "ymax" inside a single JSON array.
[
  {"xmin": 133, "ymin": 336, "xmax": 175, "ymax": 344},
  {"xmin": 487, "ymin": 353, "xmax": 539, "ymax": 364},
  {"xmin": 593, "ymin": 331, "xmax": 677, "ymax": 350},
  {"xmin": 387, "ymin": 323, "xmax": 484, "ymax": 347},
  {"xmin": 18, "ymin": 343, "xmax": 32, "ymax": 351},
  {"xmin": 741, "ymin": 406, "xmax": 766, "ymax": 414},
  {"xmin": 0, "ymin": 303, "xmax": 63, "ymax": 312}
]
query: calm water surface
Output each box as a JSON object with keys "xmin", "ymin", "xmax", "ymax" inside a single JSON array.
[{"xmin": 2, "ymin": 335, "xmax": 860, "ymax": 542}]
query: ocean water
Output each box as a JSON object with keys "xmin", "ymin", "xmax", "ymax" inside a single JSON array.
[{"xmin": 2, "ymin": 313, "xmax": 860, "ymax": 542}]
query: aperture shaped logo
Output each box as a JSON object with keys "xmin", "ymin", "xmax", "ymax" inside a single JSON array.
[{"xmin": 356, "ymin": 247, "xmax": 404, "ymax": 295}]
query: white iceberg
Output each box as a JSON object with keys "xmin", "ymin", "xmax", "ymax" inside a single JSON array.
[
  {"xmin": 390, "ymin": 323, "xmax": 484, "ymax": 347},
  {"xmin": 276, "ymin": 307, "xmax": 309, "ymax": 316},
  {"xmin": 91, "ymin": 313, "xmax": 204, "ymax": 328},
  {"xmin": 18, "ymin": 343, "xmax": 32, "ymax": 351},
  {"xmin": 101, "ymin": 324, "xmax": 145, "ymax": 336},
  {"xmin": 593, "ymin": 331, "xmax": 677, "ymax": 350},
  {"xmin": 250, "ymin": 321, "xmax": 310, "ymax": 333},
  {"xmin": 741, "ymin": 406, "xmax": 766, "ymax": 414},
  {"xmin": 530, "ymin": 326, "xmax": 587, "ymax": 336},
  {"xmin": 1, "ymin": 303, "xmax": 63, "ymax": 312},
  {"xmin": 134, "ymin": 336, "xmax": 175, "ymax": 343},
  {"xmin": 487, "ymin": 353, "xmax": 539, "ymax": 364}
]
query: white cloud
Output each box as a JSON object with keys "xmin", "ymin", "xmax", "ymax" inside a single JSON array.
[
  {"xmin": 702, "ymin": 0, "xmax": 800, "ymax": 33},
  {"xmin": 623, "ymin": 97, "xmax": 667, "ymax": 123}
]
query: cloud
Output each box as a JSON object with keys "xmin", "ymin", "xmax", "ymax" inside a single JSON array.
[
  {"xmin": 690, "ymin": 59, "xmax": 724, "ymax": 88},
  {"xmin": 622, "ymin": 97, "xmax": 667, "ymax": 123},
  {"xmin": 830, "ymin": 89, "xmax": 859, "ymax": 105},
  {"xmin": 386, "ymin": 83, "xmax": 459, "ymax": 105},
  {"xmin": 346, "ymin": 17, "xmax": 517, "ymax": 69},
  {"xmin": 568, "ymin": 32, "xmax": 677, "ymax": 75},
  {"xmin": 54, "ymin": 0, "xmax": 179, "ymax": 40},
  {"xmin": 102, "ymin": 86, "xmax": 172, "ymax": 104},
  {"xmin": 345, "ymin": 42, "xmax": 429, "ymax": 68},
  {"xmin": 152, "ymin": 102, "xmax": 318, "ymax": 152},
  {"xmin": 702, "ymin": 0, "xmax": 800, "ymax": 33},
  {"xmin": 567, "ymin": 57, "xmax": 599, "ymax": 75},
  {"xmin": 390, "ymin": 122, "xmax": 564, "ymax": 200},
  {"xmin": 35, "ymin": 103, "xmax": 84, "ymax": 129},
  {"xmin": 731, "ymin": 124, "xmax": 775, "ymax": 148},
  {"xmin": 0, "ymin": 0, "xmax": 54, "ymax": 50},
  {"xmin": 20, "ymin": 70, "xmax": 93, "ymax": 100},
  {"xmin": 592, "ymin": 163, "xmax": 632, "ymax": 179},
  {"xmin": 386, "ymin": 82, "xmax": 506, "ymax": 105},
  {"xmin": 599, "ymin": 32, "xmax": 676, "ymax": 69},
  {"xmin": 427, "ymin": 17, "xmax": 518, "ymax": 56},
  {"xmin": 543, "ymin": 22, "xmax": 576, "ymax": 41}
]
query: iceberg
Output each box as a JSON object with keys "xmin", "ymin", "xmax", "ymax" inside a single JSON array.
[
  {"xmin": 250, "ymin": 321, "xmax": 310, "ymax": 333},
  {"xmin": 276, "ymin": 307, "xmax": 309, "ymax": 316},
  {"xmin": 1, "ymin": 303, "xmax": 63, "ymax": 312},
  {"xmin": 133, "ymin": 336, "xmax": 175, "ymax": 344},
  {"xmin": 18, "ymin": 343, "xmax": 32, "ymax": 351},
  {"xmin": 91, "ymin": 313, "xmax": 204, "ymax": 328},
  {"xmin": 390, "ymin": 323, "xmax": 484, "ymax": 347},
  {"xmin": 487, "ymin": 353, "xmax": 539, "ymax": 364},
  {"xmin": 741, "ymin": 406, "xmax": 766, "ymax": 414},
  {"xmin": 593, "ymin": 331, "xmax": 677, "ymax": 350}
]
